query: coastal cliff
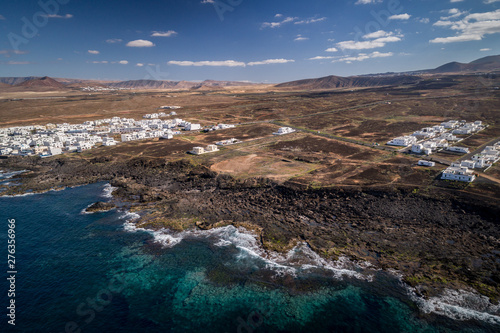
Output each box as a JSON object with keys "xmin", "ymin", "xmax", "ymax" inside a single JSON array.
[{"xmin": 1, "ymin": 155, "xmax": 499, "ymax": 301}]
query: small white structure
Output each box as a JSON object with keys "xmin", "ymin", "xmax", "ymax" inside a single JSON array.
[
  {"xmin": 189, "ymin": 145, "xmax": 219, "ymax": 155},
  {"xmin": 273, "ymin": 127, "xmax": 295, "ymax": 136},
  {"xmin": 215, "ymin": 138, "xmax": 241, "ymax": 146},
  {"xmin": 49, "ymin": 147, "xmax": 63, "ymax": 156},
  {"xmin": 418, "ymin": 160, "xmax": 435, "ymax": 167},
  {"xmin": 76, "ymin": 142, "xmax": 93, "ymax": 152},
  {"xmin": 190, "ymin": 147, "xmax": 205, "ymax": 155},
  {"xmin": 161, "ymin": 132, "xmax": 173, "ymax": 140},
  {"xmin": 185, "ymin": 123, "xmax": 201, "ymax": 131},
  {"xmin": 387, "ymin": 136, "xmax": 417, "ymax": 147},
  {"xmin": 447, "ymin": 146, "xmax": 469, "ymax": 154},
  {"xmin": 441, "ymin": 166, "xmax": 475, "ymax": 182},
  {"xmin": 460, "ymin": 160, "xmax": 476, "ymax": 169},
  {"xmin": 205, "ymin": 145, "xmax": 219, "ymax": 153}
]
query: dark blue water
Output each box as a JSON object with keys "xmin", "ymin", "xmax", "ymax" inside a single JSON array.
[{"xmin": 0, "ymin": 183, "xmax": 498, "ymax": 332}]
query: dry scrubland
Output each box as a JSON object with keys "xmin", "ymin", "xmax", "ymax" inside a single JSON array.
[{"xmin": 2, "ymin": 74, "xmax": 499, "ymax": 194}]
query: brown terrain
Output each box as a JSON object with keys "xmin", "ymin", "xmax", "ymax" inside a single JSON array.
[{"xmin": 0, "ymin": 68, "xmax": 499, "ymax": 303}]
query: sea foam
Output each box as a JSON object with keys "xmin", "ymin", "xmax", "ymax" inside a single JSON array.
[{"xmin": 121, "ymin": 217, "xmax": 372, "ymax": 281}]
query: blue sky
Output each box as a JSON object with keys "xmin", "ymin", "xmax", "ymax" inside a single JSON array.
[{"xmin": 0, "ymin": 0, "xmax": 499, "ymax": 82}]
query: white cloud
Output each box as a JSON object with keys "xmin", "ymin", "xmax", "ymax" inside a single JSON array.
[
  {"xmin": 484, "ymin": 0, "xmax": 500, "ymax": 3},
  {"xmin": 200, "ymin": 0, "xmax": 215, "ymax": 3},
  {"xmin": 0, "ymin": 15, "xmax": 5, "ymax": 20},
  {"xmin": 430, "ymin": 9, "xmax": 500, "ymax": 43},
  {"xmin": 167, "ymin": 59, "xmax": 295, "ymax": 67},
  {"xmin": 119, "ymin": 60, "xmax": 128, "ymax": 65},
  {"xmin": 275, "ymin": 14, "xmax": 283, "ymax": 18},
  {"xmin": 308, "ymin": 56, "xmax": 336, "ymax": 60},
  {"xmin": 106, "ymin": 39, "xmax": 122, "ymax": 44},
  {"xmin": 389, "ymin": 13, "xmax": 411, "ymax": 20},
  {"xmin": 5, "ymin": 61, "xmax": 33, "ymax": 65},
  {"xmin": 88, "ymin": 50, "xmax": 100, "ymax": 55},
  {"xmin": 247, "ymin": 59, "xmax": 295, "ymax": 66},
  {"xmin": 363, "ymin": 30, "xmax": 392, "ymax": 39},
  {"xmin": 168, "ymin": 60, "xmax": 246, "ymax": 67},
  {"xmin": 418, "ymin": 18, "xmax": 430, "ymax": 24},
  {"xmin": 355, "ymin": 0, "xmax": 382, "ymax": 4},
  {"xmin": 450, "ymin": 0, "xmax": 464, "ymax": 2},
  {"xmin": 151, "ymin": 30, "xmax": 177, "ymax": 37},
  {"xmin": 126, "ymin": 39, "xmax": 155, "ymax": 47},
  {"xmin": 480, "ymin": 48, "xmax": 492, "ymax": 51},
  {"xmin": 440, "ymin": 9, "xmax": 467, "ymax": 20},
  {"xmin": 325, "ymin": 47, "xmax": 338, "ymax": 52},
  {"xmin": 294, "ymin": 17, "xmax": 326, "ymax": 25},
  {"xmin": 294, "ymin": 35, "xmax": 309, "ymax": 41},
  {"xmin": 336, "ymin": 31, "xmax": 402, "ymax": 50},
  {"xmin": 45, "ymin": 14, "xmax": 73, "ymax": 19},
  {"xmin": 337, "ymin": 40, "xmax": 385, "ymax": 50},
  {"xmin": 92, "ymin": 61, "xmax": 108, "ymax": 64},
  {"xmin": 0, "ymin": 49, "xmax": 29, "ymax": 57},
  {"xmin": 261, "ymin": 16, "xmax": 297, "ymax": 28},
  {"xmin": 136, "ymin": 63, "xmax": 144, "ymax": 67},
  {"xmin": 332, "ymin": 51, "xmax": 393, "ymax": 63}
]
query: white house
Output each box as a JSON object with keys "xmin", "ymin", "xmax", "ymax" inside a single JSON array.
[
  {"xmin": 77, "ymin": 142, "xmax": 93, "ymax": 152},
  {"xmin": 418, "ymin": 160, "xmax": 435, "ymax": 167},
  {"xmin": 189, "ymin": 147, "xmax": 205, "ymax": 155},
  {"xmin": 441, "ymin": 120, "xmax": 460, "ymax": 129},
  {"xmin": 441, "ymin": 166, "xmax": 475, "ymax": 182},
  {"xmin": 387, "ymin": 136, "xmax": 417, "ymax": 147},
  {"xmin": 49, "ymin": 147, "xmax": 63, "ymax": 156},
  {"xmin": 185, "ymin": 123, "xmax": 201, "ymax": 131},
  {"xmin": 273, "ymin": 127, "xmax": 296, "ymax": 136},
  {"xmin": 460, "ymin": 160, "xmax": 475, "ymax": 169},
  {"xmin": 205, "ymin": 145, "xmax": 219, "ymax": 153},
  {"xmin": 447, "ymin": 146, "xmax": 470, "ymax": 154}
]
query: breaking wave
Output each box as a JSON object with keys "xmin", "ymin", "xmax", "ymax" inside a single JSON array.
[
  {"xmin": 121, "ymin": 215, "xmax": 373, "ymax": 282},
  {"xmin": 101, "ymin": 183, "xmax": 117, "ymax": 198},
  {"xmin": 408, "ymin": 288, "xmax": 500, "ymax": 325}
]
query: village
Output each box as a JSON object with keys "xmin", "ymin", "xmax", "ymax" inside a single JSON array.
[
  {"xmin": 0, "ymin": 108, "xmax": 237, "ymax": 158},
  {"xmin": 0, "ymin": 108, "xmax": 498, "ymax": 185},
  {"xmin": 386, "ymin": 119, "xmax": 500, "ymax": 183}
]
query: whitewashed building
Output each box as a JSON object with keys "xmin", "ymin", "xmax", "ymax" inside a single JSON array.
[
  {"xmin": 447, "ymin": 146, "xmax": 470, "ymax": 154},
  {"xmin": 387, "ymin": 136, "xmax": 417, "ymax": 147},
  {"xmin": 441, "ymin": 166, "xmax": 475, "ymax": 182},
  {"xmin": 273, "ymin": 127, "xmax": 296, "ymax": 135},
  {"xmin": 418, "ymin": 160, "xmax": 435, "ymax": 167}
]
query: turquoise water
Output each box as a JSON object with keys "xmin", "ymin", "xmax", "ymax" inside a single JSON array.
[{"xmin": 0, "ymin": 183, "xmax": 498, "ymax": 332}]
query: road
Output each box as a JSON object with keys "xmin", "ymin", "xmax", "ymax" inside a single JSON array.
[{"xmin": 458, "ymin": 136, "xmax": 500, "ymax": 162}]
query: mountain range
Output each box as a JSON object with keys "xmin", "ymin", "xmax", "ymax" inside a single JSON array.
[{"xmin": 0, "ymin": 55, "xmax": 498, "ymax": 92}]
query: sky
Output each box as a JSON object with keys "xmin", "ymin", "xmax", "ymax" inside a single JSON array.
[{"xmin": 0, "ymin": 0, "xmax": 499, "ymax": 82}]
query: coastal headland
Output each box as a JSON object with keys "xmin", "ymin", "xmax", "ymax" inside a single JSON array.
[{"xmin": 1, "ymin": 72, "xmax": 499, "ymax": 303}]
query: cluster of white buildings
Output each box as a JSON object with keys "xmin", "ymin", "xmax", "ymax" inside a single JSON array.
[
  {"xmin": 463, "ymin": 143, "xmax": 500, "ymax": 169},
  {"xmin": 443, "ymin": 120, "xmax": 484, "ymax": 135},
  {"xmin": 80, "ymin": 86, "xmax": 130, "ymax": 92},
  {"xmin": 203, "ymin": 124, "xmax": 236, "ymax": 132},
  {"xmin": 387, "ymin": 120, "xmax": 485, "ymax": 156},
  {"xmin": 0, "ymin": 123, "xmax": 113, "ymax": 157},
  {"xmin": 143, "ymin": 111, "xmax": 177, "ymax": 119},
  {"xmin": 273, "ymin": 127, "xmax": 296, "ymax": 135}
]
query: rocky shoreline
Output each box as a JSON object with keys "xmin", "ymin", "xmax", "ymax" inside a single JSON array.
[{"xmin": 1, "ymin": 155, "xmax": 499, "ymax": 302}]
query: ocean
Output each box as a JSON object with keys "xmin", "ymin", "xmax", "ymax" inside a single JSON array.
[{"xmin": 0, "ymin": 182, "xmax": 498, "ymax": 332}]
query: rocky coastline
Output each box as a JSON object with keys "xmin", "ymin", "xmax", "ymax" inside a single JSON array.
[{"xmin": 1, "ymin": 155, "xmax": 499, "ymax": 302}]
